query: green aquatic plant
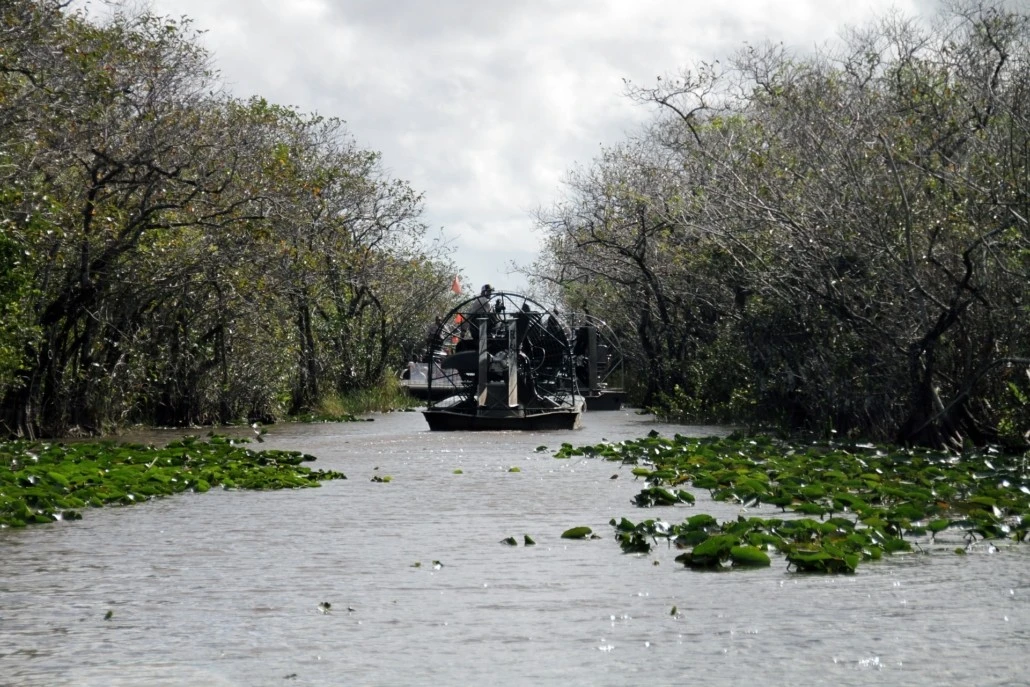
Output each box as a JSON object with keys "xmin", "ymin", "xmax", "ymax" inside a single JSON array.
[
  {"xmin": 730, "ymin": 545, "xmax": 771, "ymax": 567},
  {"xmin": 561, "ymin": 526, "xmax": 593, "ymax": 539},
  {"xmin": 676, "ymin": 533, "xmax": 740, "ymax": 569},
  {"xmin": 610, "ymin": 517, "xmax": 669, "ymax": 554},
  {"xmin": 561, "ymin": 433, "xmax": 1030, "ymax": 573},
  {"xmin": 632, "ymin": 486, "xmax": 695, "ymax": 507},
  {"xmin": 0, "ymin": 436, "xmax": 346, "ymax": 528}
]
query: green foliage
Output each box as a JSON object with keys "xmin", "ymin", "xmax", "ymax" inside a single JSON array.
[
  {"xmin": 0, "ymin": 225, "xmax": 38, "ymax": 397},
  {"xmin": 563, "ymin": 432, "xmax": 1030, "ymax": 573},
  {"xmin": 0, "ymin": 436, "xmax": 345, "ymax": 528},
  {"xmin": 729, "ymin": 545, "xmax": 771, "ymax": 567},
  {"xmin": 307, "ymin": 376, "xmax": 419, "ymax": 420},
  {"xmin": 632, "ymin": 486, "xmax": 695, "ymax": 507},
  {"xmin": 996, "ymin": 374, "xmax": 1030, "ymax": 447},
  {"xmin": 535, "ymin": 1, "xmax": 1030, "ymax": 449},
  {"xmin": 0, "ymin": 2, "xmax": 456, "ymax": 436},
  {"xmin": 610, "ymin": 517, "xmax": 664, "ymax": 553}
]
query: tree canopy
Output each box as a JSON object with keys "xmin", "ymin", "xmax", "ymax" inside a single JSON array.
[
  {"xmin": 0, "ymin": 1, "xmax": 457, "ymax": 437},
  {"xmin": 533, "ymin": 0, "xmax": 1030, "ymax": 448}
]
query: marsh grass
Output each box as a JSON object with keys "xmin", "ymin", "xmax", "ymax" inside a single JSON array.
[{"xmin": 303, "ymin": 375, "xmax": 420, "ymax": 421}]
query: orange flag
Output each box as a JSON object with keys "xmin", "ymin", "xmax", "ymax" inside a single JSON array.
[{"xmin": 450, "ymin": 275, "xmax": 462, "ymax": 295}]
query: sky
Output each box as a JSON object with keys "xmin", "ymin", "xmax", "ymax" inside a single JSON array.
[{"xmin": 92, "ymin": 0, "xmax": 929, "ymax": 293}]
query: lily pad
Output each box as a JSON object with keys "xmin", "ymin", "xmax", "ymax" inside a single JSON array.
[
  {"xmin": 729, "ymin": 545, "xmax": 771, "ymax": 567},
  {"xmin": 555, "ymin": 432, "xmax": 1030, "ymax": 573},
  {"xmin": 0, "ymin": 437, "xmax": 345, "ymax": 528}
]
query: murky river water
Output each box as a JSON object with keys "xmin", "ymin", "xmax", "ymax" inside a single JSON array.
[{"xmin": 2, "ymin": 410, "xmax": 1028, "ymax": 686}]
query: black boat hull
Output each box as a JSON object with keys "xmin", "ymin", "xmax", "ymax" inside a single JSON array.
[
  {"xmin": 423, "ymin": 408, "xmax": 581, "ymax": 431},
  {"xmin": 584, "ymin": 390, "xmax": 625, "ymax": 411}
]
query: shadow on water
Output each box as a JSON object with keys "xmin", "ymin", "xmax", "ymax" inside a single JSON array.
[{"xmin": 2, "ymin": 410, "xmax": 1028, "ymax": 686}]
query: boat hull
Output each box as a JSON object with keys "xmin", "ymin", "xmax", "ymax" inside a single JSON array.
[
  {"xmin": 423, "ymin": 408, "xmax": 581, "ymax": 431},
  {"xmin": 584, "ymin": 390, "xmax": 625, "ymax": 411}
]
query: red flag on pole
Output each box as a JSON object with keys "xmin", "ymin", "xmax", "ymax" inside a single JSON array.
[{"xmin": 450, "ymin": 275, "xmax": 462, "ymax": 295}]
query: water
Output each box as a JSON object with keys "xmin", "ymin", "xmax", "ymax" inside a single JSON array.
[{"xmin": 2, "ymin": 410, "xmax": 1028, "ymax": 686}]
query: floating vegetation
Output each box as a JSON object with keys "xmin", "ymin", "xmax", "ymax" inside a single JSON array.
[
  {"xmin": 453, "ymin": 469, "xmax": 464, "ymax": 475},
  {"xmin": 289, "ymin": 409, "xmax": 372, "ymax": 423},
  {"xmin": 0, "ymin": 435, "xmax": 346, "ymax": 528},
  {"xmin": 561, "ymin": 526, "xmax": 594, "ymax": 539},
  {"xmin": 633, "ymin": 486, "xmax": 695, "ymax": 507},
  {"xmin": 370, "ymin": 475, "xmax": 393, "ymax": 483},
  {"xmin": 556, "ymin": 433, "xmax": 1030, "ymax": 573},
  {"xmin": 508, "ymin": 466, "xmax": 521, "ymax": 473},
  {"xmin": 524, "ymin": 534, "xmax": 536, "ymax": 546},
  {"xmin": 501, "ymin": 536, "xmax": 518, "ymax": 546}
]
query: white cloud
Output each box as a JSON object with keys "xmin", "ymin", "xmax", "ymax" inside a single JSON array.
[{"xmin": 90, "ymin": 0, "xmax": 927, "ymax": 291}]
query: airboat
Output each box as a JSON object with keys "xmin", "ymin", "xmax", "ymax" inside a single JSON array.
[
  {"xmin": 568, "ymin": 313, "xmax": 626, "ymax": 411},
  {"xmin": 421, "ymin": 291, "xmax": 583, "ymax": 431}
]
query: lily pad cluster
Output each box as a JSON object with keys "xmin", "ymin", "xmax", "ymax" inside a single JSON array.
[
  {"xmin": 0, "ymin": 435, "xmax": 346, "ymax": 528},
  {"xmin": 557, "ymin": 433, "xmax": 1030, "ymax": 573}
]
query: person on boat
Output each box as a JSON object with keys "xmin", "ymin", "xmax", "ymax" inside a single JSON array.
[
  {"xmin": 470, "ymin": 284, "xmax": 493, "ymax": 316},
  {"xmin": 426, "ymin": 315, "xmax": 445, "ymax": 351},
  {"xmin": 461, "ymin": 284, "xmax": 494, "ymax": 338}
]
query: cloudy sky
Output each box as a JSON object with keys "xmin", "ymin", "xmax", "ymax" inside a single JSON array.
[{"xmin": 104, "ymin": 0, "xmax": 929, "ymax": 292}]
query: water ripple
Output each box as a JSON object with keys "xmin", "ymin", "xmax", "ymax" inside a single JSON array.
[{"xmin": 3, "ymin": 412, "xmax": 1027, "ymax": 686}]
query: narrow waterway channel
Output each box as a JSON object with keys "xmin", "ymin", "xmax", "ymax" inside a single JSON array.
[{"xmin": 2, "ymin": 410, "xmax": 1028, "ymax": 686}]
